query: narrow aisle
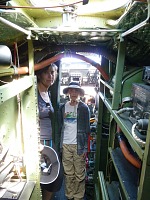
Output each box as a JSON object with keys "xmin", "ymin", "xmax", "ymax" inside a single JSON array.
[
  {"xmin": 52, "ymin": 178, "xmax": 88, "ymax": 200},
  {"xmin": 52, "ymin": 179, "xmax": 67, "ymax": 200}
]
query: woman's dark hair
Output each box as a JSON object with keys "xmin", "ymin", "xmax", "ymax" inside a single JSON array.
[
  {"xmin": 35, "ymin": 63, "xmax": 58, "ymax": 83},
  {"xmin": 35, "ymin": 63, "xmax": 57, "ymax": 76}
]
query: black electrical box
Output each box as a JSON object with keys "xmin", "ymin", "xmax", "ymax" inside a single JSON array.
[
  {"xmin": 130, "ymin": 83, "xmax": 150, "ymax": 121},
  {"xmin": 143, "ymin": 66, "xmax": 150, "ymax": 84}
]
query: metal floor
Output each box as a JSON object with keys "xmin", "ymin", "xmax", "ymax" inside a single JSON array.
[
  {"xmin": 52, "ymin": 178, "xmax": 87, "ymax": 200},
  {"xmin": 52, "ymin": 179, "xmax": 67, "ymax": 200}
]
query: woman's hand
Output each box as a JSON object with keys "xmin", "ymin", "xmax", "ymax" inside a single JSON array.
[{"xmin": 39, "ymin": 143, "xmax": 44, "ymax": 152}]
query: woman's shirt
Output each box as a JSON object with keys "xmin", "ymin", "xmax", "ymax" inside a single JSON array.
[{"xmin": 38, "ymin": 91, "xmax": 54, "ymax": 140}]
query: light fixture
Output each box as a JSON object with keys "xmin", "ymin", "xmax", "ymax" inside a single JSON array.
[
  {"xmin": 89, "ymin": 36, "xmax": 111, "ymax": 41},
  {"xmin": 79, "ymin": 32, "xmax": 89, "ymax": 36},
  {"xmin": 29, "ymin": 0, "xmax": 88, "ymax": 8},
  {"xmin": 62, "ymin": 5, "xmax": 77, "ymax": 27}
]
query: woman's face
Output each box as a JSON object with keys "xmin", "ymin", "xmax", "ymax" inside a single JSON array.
[{"xmin": 38, "ymin": 66, "xmax": 57, "ymax": 88}]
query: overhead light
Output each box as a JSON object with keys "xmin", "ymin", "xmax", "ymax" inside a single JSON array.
[
  {"xmin": 29, "ymin": 0, "xmax": 88, "ymax": 8},
  {"xmin": 89, "ymin": 36, "xmax": 111, "ymax": 41},
  {"xmin": 90, "ymin": 32, "xmax": 97, "ymax": 37},
  {"xmin": 79, "ymin": 32, "xmax": 89, "ymax": 36},
  {"xmin": 62, "ymin": 5, "xmax": 77, "ymax": 27}
]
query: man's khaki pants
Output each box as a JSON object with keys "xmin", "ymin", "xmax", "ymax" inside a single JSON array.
[{"xmin": 62, "ymin": 144, "xmax": 85, "ymax": 200}]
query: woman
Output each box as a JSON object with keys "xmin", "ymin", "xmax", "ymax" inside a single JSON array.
[{"xmin": 36, "ymin": 63, "xmax": 63, "ymax": 200}]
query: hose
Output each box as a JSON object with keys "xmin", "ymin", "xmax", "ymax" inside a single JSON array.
[
  {"xmin": 118, "ymin": 137, "xmax": 141, "ymax": 169},
  {"xmin": 19, "ymin": 52, "xmax": 109, "ymax": 81},
  {"xmin": 116, "ymin": 107, "xmax": 133, "ymax": 114},
  {"xmin": 116, "ymin": 127, "xmax": 141, "ymax": 169}
]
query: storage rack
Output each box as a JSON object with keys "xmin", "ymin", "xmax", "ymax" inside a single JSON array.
[
  {"xmin": 95, "ymin": 44, "xmax": 150, "ymax": 200},
  {"xmin": 0, "ymin": 41, "xmax": 41, "ymax": 199},
  {"xmin": 94, "ymin": 1, "xmax": 150, "ymax": 200}
]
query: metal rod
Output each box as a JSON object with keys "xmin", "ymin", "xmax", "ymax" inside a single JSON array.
[
  {"xmin": 28, "ymin": 27, "xmax": 122, "ymax": 33},
  {"xmin": 0, "ymin": 17, "xmax": 32, "ymax": 36},
  {"xmin": 121, "ymin": 0, "xmax": 150, "ymax": 37}
]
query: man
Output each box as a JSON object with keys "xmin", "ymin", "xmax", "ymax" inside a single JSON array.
[{"xmin": 58, "ymin": 82, "xmax": 91, "ymax": 200}]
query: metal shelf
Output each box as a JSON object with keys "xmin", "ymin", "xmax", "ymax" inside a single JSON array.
[
  {"xmin": 0, "ymin": 180, "xmax": 35, "ymax": 200},
  {"xmin": 99, "ymin": 91, "xmax": 144, "ymax": 160},
  {"xmin": 0, "ymin": 76, "xmax": 34, "ymax": 105},
  {"xmin": 109, "ymin": 147, "xmax": 140, "ymax": 200}
]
